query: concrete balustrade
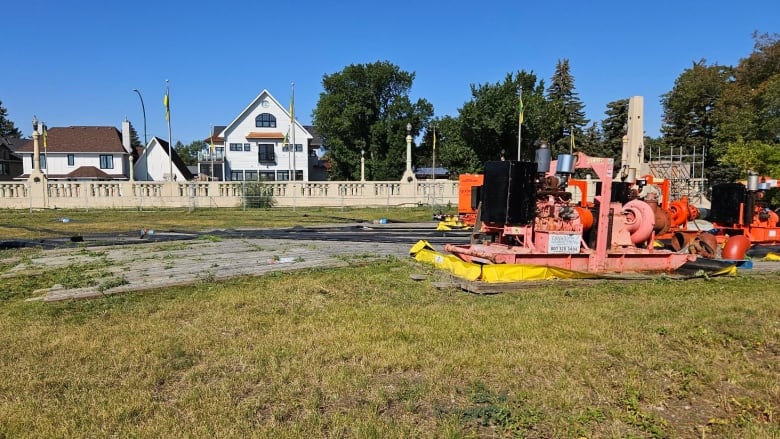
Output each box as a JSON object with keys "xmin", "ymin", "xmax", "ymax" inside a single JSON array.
[{"xmin": 0, "ymin": 179, "xmax": 459, "ymax": 210}]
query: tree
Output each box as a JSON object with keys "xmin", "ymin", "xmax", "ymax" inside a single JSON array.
[
  {"xmin": 458, "ymin": 71, "xmax": 545, "ymax": 163},
  {"xmin": 660, "ymin": 60, "xmax": 732, "ymax": 182},
  {"xmin": 176, "ymin": 140, "xmax": 206, "ymax": 166},
  {"xmin": 0, "ymin": 100, "xmax": 22, "ymax": 138},
  {"xmin": 420, "ymin": 116, "xmax": 481, "ymax": 177},
  {"xmin": 312, "ymin": 61, "xmax": 433, "ymax": 181},
  {"xmin": 546, "ymin": 59, "xmax": 589, "ymax": 156}
]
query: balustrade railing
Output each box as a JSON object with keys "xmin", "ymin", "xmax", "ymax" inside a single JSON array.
[{"xmin": 0, "ymin": 179, "xmax": 459, "ymax": 210}]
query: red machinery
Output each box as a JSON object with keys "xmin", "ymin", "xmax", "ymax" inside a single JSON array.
[{"xmin": 445, "ymin": 148, "xmax": 696, "ymax": 274}]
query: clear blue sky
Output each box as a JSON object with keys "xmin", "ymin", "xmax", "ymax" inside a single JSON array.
[{"xmin": 2, "ymin": 0, "xmax": 777, "ymax": 146}]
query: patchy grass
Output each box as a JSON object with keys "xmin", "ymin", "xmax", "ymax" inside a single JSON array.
[
  {"xmin": 0, "ymin": 206, "xmax": 444, "ymax": 240},
  {"xmin": 0, "ymin": 260, "xmax": 778, "ymax": 438}
]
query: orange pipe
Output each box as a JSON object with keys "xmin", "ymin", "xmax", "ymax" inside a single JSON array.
[{"xmin": 722, "ymin": 235, "xmax": 751, "ymax": 260}]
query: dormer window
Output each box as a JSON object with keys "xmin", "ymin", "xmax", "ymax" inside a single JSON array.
[{"xmin": 255, "ymin": 113, "xmax": 276, "ymax": 128}]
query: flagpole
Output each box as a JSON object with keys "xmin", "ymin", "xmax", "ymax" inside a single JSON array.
[
  {"xmin": 517, "ymin": 86, "xmax": 523, "ymax": 161},
  {"xmin": 431, "ymin": 125, "xmax": 436, "ymax": 181},
  {"xmin": 165, "ymin": 79, "xmax": 173, "ymax": 181},
  {"xmin": 210, "ymin": 126, "xmax": 215, "ymax": 181},
  {"xmin": 290, "ymin": 81, "xmax": 296, "ymax": 181}
]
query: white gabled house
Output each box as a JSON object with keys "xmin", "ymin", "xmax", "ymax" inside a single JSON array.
[
  {"xmin": 15, "ymin": 121, "xmax": 134, "ymax": 181},
  {"xmin": 134, "ymin": 136, "xmax": 194, "ymax": 181},
  {"xmin": 198, "ymin": 89, "xmax": 321, "ymax": 181}
]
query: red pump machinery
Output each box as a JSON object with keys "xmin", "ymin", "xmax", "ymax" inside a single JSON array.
[{"xmin": 445, "ymin": 147, "xmax": 695, "ymax": 274}]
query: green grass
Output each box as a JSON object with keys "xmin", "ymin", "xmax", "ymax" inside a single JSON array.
[
  {"xmin": 0, "ymin": 257, "xmax": 778, "ymax": 438},
  {"xmin": 0, "ymin": 206, "xmax": 447, "ymax": 240}
]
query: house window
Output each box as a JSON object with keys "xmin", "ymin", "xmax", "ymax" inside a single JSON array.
[
  {"xmin": 255, "ymin": 113, "xmax": 276, "ymax": 128},
  {"xmin": 0, "ymin": 163, "xmax": 8, "ymax": 175},
  {"xmin": 231, "ymin": 170, "xmax": 244, "ymax": 181},
  {"xmin": 245, "ymin": 170, "xmax": 257, "ymax": 181},
  {"xmin": 40, "ymin": 155, "xmax": 46, "ymax": 169},
  {"xmin": 258, "ymin": 144, "xmax": 275, "ymax": 162},
  {"xmin": 67, "ymin": 154, "xmax": 75, "ymax": 166},
  {"xmin": 99, "ymin": 155, "xmax": 113, "ymax": 169},
  {"xmin": 276, "ymin": 170, "xmax": 290, "ymax": 181},
  {"xmin": 243, "ymin": 143, "xmax": 251, "ymax": 151},
  {"xmin": 295, "ymin": 170, "xmax": 303, "ymax": 180},
  {"xmin": 259, "ymin": 171, "xmax": 275, "ymax": 181},
  {"xmin": 282, "ymin": 144, "xmax": 303, "ymax": 153},
  {"xmin": 229, "ymin": 143, "xmax": 243, "ymax": 151}
]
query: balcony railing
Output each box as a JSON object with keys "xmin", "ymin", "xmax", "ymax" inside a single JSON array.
[{"xmin": 197, "ymin": 151, "xmax": 225, "ymax": 161}]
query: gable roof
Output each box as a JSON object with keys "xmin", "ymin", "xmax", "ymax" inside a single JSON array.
[
  {"xmin": 14, "ymin": 126, "xmax": 126, "ymax": 154},
  {"xmin": 150, "ymin": 136, "xmax": 195, "ymax": 180},
  {"xmin": 219, "ymin": 89, "xmax": 312, "ymax": 140}
]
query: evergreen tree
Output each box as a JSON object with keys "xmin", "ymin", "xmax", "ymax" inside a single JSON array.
[
  {"xmin": 545, "ymin": 59, "xmax": 589, "ymax": 156},
  {"xmin": 0, "ymin": 100, "xmax": 23, "ymax": 138}
]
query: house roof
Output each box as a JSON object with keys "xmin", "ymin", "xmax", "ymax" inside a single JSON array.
[
  {"xmin": 14, "ymin": 126, "xmax": 126, "ymax": 154},
  {"xmin": 204, "ymin": 125, "xmax": 226, "ymax": 144},
  {"xmin": 246, "ymin": 131, "xmax": 285, "ymax": 140},
  {"xmin": 17, "ymin": 166, "xmax": 126, "ymax": 180},
  {"xmin": 219, "ymin": 89, "xmax": 312, "ymax": 141},
  {"xmin": 0, "ymin": 137, "xmax": 27, "ymax": 153},
  {"xmin": 303, "ymin": 125, "xmax": 323, "ymax": 147},
  {"xmin": 151, "ymin": 136, "xmax": 195, "ymax": 180}
]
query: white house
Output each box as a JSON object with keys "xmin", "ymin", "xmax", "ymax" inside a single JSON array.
[
  {"xmin": 134, "ymin": 136, "xmax": 194, "ymax": 181},
  {"xmin": 198, "ymin": 89, "xmax": 319, "ymax": 181},
  {"xmin": 15, "ymin": 121, "xmax": 133, "ymax": 180}
]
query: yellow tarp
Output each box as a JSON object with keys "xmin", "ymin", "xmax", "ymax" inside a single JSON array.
[
  {"xmin": 409, "ymin": 240, "xmax": 737, "ymax": 283},
  {"xmin": 410, "ymin": 240, "xmax": 597, "ymax": 282},
  {"xmin": 436, "ymin": 219, "xmax": 470, "ymax": 231},
  {"xmin": 763, "ymin": 252, "xmax": 780, "ymax": 261}
]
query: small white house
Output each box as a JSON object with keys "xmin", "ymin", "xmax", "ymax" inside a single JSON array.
[
  {"xmin": 201, "ymin": 89, "xmax": 317, "ymax": 181},
  {"xmin": 15, "ymin": 122, "xmax": 133, "ymax": 180},
  {"xmin": 134, "ymin": 136, "xmax": 193, "ymax": 181}
]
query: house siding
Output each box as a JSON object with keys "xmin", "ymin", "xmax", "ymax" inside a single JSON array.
[{"xmin": 218, "ymin": 90, "xmax": 314, "ymax": 181}]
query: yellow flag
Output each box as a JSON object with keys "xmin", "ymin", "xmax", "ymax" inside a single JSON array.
[
  {"xmin": 433, "ymin": 128, "xmax": 436, "ymax": 150},
  {"xmin": 209, "ymin": 128, "xmax": 215, "ymax": 152},
  {"xmin": 43, "ymin": 123, "xmax": 48, "ymax": 149},
  {"xmin": 164, "ymin": 90, "xmax": 170, "ymax": 122}
]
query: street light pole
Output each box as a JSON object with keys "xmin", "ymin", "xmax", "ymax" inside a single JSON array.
[{"xmin": 132, "ymin": 88, "xmax": 148, "ymax": 180}]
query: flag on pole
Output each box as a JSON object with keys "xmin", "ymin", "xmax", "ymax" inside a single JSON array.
[
  {"xmin": 433, "ymin": 127, "xmax": 436, "ymax": 150},
  {"xmin": 42, "ymin": 123, "xmax": 48, "ymax": 149},
  {"xmin": 209, "ymin": 128, "xmax": 215, "ymax": 152},
  {"xmin": 164, "ymin": 88, "xmax": 170, "ymax": 122},
  {"xmin": 518, "ymin": 90, "xmax": 525, "ymax": 125}
]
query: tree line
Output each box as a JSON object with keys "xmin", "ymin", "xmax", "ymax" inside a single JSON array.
[
  {"xmin": 2, "ymin": 31, "xmax": 777, "ymax": 192},
  {"xmin": 313, "ymin": 32, "xmax": 780, "ymax": 193}
]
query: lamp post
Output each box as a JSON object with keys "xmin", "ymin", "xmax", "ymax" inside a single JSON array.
[
  {"xmin": 401, "ymin": 122, "xmax": 415, "ymax": 182},
  {"xmin": 132, "ymin": 88, "xmax": 148, "ymax": 180}
]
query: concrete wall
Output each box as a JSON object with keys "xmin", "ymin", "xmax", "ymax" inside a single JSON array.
[{"xmin": 0, "ymin": 179, "xmax": 459, "ymax": 210}]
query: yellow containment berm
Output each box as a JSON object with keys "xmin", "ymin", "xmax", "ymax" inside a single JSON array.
[{"xmin": 409, "ymin": 240, "xmax": 738, "ymax": 283}]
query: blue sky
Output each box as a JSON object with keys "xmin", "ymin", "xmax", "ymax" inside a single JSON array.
[{"xmin": 2, "ymin": 0, "xmax": 777, "ymax": 146}]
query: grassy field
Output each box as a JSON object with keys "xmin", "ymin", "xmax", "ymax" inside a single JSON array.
[
  {"xmin": 0, "ymin": 206, "xmax": 446, "ymax": 240},
  {"xmin": 0, "ymin": 208, "xmax": 778, "ymax": 437}
]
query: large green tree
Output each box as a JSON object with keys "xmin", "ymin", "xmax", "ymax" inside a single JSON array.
[
  {"xmin": 458, "ymin": 71, "xmax": 545, "ymax": 163},
  {"xmin": 712, "ymin": 32, "xmax": 780, "ymax": 181},
  {"xmin": 660, "ymin": 60, "xmax": 733, "ymax": 184},
  {"xmin": 545, "ymin": 59, "xmax": 589, "ymax": 155},
  {"xmin": 0, "ymin": 100, "xmax": 23, "ymax": 138},
  {"xmin": 418, "ymin": 116, "xmax": 481, "ymax": 177},
  {"xmin": 312, "ymin": 61, "xmax": 433, "ymax": 181}
]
